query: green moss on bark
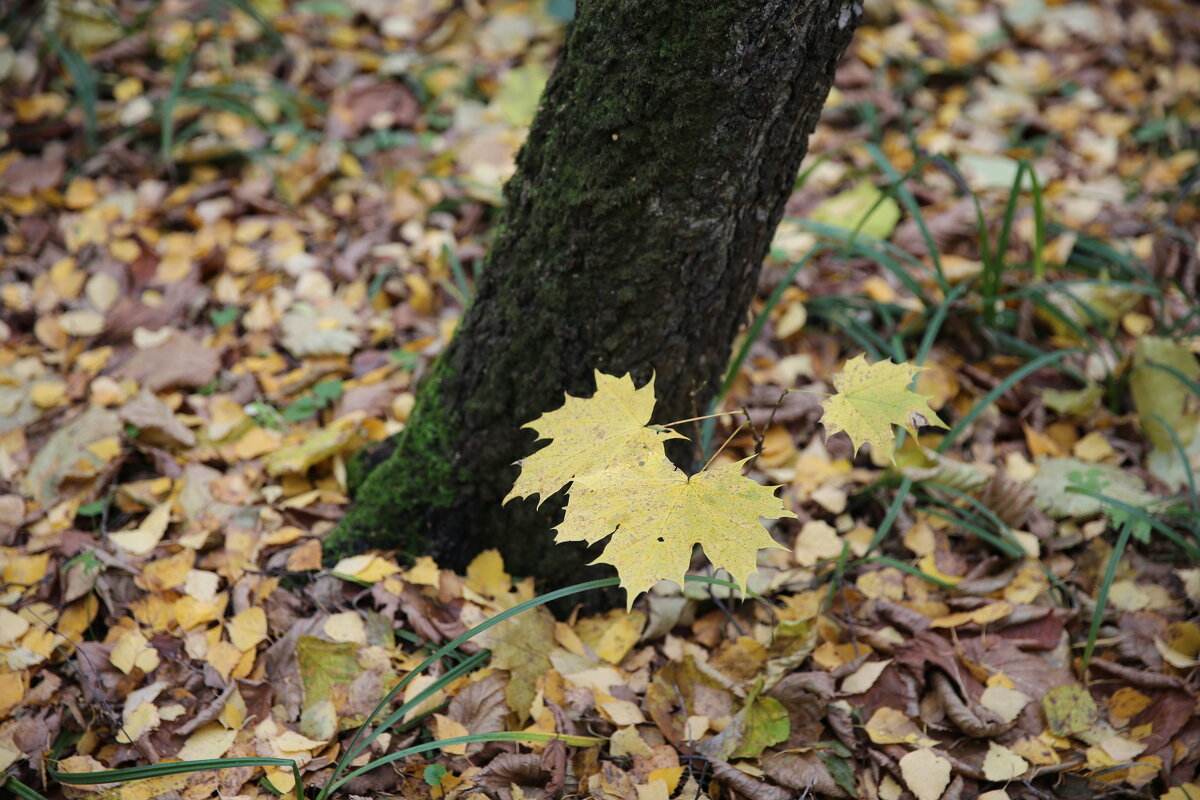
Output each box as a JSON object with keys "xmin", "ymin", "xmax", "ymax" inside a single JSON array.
[{"xmin": 321, "ymin": 362, "xmax": 460, "ymax": 564}]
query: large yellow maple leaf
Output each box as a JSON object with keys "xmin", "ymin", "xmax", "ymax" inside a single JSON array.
[
  {"xmin": 819, "ymin": 355, "xmax": 948, "ymax": 460},
  {"xmin": 556, "ymin": 455, "xmax": 794, "ymax": 608},
  {"xmin": 505, "ymin": 371, "xmax": 684, "ymax": 506}
]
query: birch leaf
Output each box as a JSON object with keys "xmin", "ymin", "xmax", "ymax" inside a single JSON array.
[
  {"xmin": 820, "ymin": 355, "xmax": 948, "ymax": 460},
  {"xmin": 506, "ymin": 371, "xmax": 684, "ymax": 506}
]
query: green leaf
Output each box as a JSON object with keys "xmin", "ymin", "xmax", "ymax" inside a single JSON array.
[
  {"xmin": 1130, "ymin": 337, "xmax": 1199, "ymax": 452},
  {"xmin": 423, "ymin": 764, "xmax": 448, "ymax": 787},
  {"xmin": 296, "ymin": 636, "xmax": 362, "ymax": 730},
  {"xmin": 283, "ymin": 396, "xmax": 319, "ymax": 422},
  {"xmin": 312, "ymin": 379, "xmax": 344, "ymax": 403},
  {"xmin": 821, "ymin": 750, "xmax": 857, "ymax": 798},
  {"xmin": 210, "ymin": 307, "xmax": 239, "ymax": 328},
  {"xmin": 1042, "ymin": 685, "xmax": 1098, "ymax": 737},
  {"xmin": 496, "ymin": 63, "xmax": 549, "ymax": 127},
  {"xmin": 809, "ymin": 180, "xmax": 901, "ymax": 240},
  {"xmin": 730, "ymin": 694, "xmax": 789, "ymax": 759},
  {"xmin": 77, "ymin": 499, "xmax": 110, "ymax": 517}
]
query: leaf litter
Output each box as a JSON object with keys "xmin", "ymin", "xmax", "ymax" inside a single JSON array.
[{"xmin": 2, "ymin": 0, "xmax": 1200, "ymax": 799}]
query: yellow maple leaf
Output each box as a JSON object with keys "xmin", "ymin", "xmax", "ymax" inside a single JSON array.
[
  {"xmin": 556, "ymin": 455, "xmax": 793, "ymax": 607},
  {"xmin": 505, "ymin": 371, "xmax": 684, "ymax": 506},
  {"xmin": 819, "ymin": 355, "xmax": 948, "ymax": 460}
]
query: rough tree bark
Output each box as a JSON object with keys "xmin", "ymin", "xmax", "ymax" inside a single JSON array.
[{"xmin": 323, "ymin": 0, "xmax": 862, "ymax": 585}]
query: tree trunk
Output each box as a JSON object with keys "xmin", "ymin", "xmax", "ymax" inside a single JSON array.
[{"xmin": 324, "ymin": 0, "xmax": 861, "ymax": 586}]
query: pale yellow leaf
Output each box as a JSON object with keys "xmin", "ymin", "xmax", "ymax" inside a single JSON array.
[
  {"xmin": 110, "ymin": 630, "xmax": 160, "ymax": 675},
  {"xmin": 506, "ymin": 371, "xmax": 685, "ymax": 506},
  {"xmin": 793, "ymin": 519, "xmax": 844, "ymax": 566},
  {"xmin": 109, "ymin": 501, "xmax": 172, "ymax": 556},
  {"xmin": 820, "ymin": 355, "xmax": 948, "ymax": 460},
  {"xmin": 983, "ymin": 741, "xmax": 1029, "ymax": 781},
  {"xmin": 865, "ymin": 707, "xmax": 938, "ymax": 746},
  {"xmin": 840, "ymin": 658, "xmax": 892, "ymax": 695},
  {"xmin": 178, "ymin": 723, "xmax": 237, "ymax": 761},
  {"xmin": 433, "ymin": 714, "xmax": 470, "ymax": 754},
  {"xmin": 611, "ymin": 726, "xmax": 654, "ymax": 757},
  {"xmin": 323, "ymin": 611, "xmax": 366, "ymax": 644},
  {"xmin": 0, "ymin": 608, "xmax": 31, "ymax": 644},
  {"xmin": 899, "ymin": 748, "xmax": 951, "ymax": 800},
  {"xmin": 227, "ymin": 607, "xmax": 267, "ymax": 652},
  {"xmin": 980, "ymin": 685, "xmax": 1031, "ymax": 724}
]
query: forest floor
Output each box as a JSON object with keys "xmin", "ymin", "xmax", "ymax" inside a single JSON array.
[{"xmin": 2, "ymin": 1, "xmax": 1200, "ymax": 799}]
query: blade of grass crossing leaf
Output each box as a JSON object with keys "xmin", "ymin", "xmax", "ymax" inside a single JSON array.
[
  {"xmin": 921, "ymin": 506, "xmax": 1025, "ymax": 559},
  {"xmin": 1146, "ymin": 360, "xmax": 1200, "ymax": 399},
  {"xmin": 328, "ymin": 575, "xmax": 733, "ymax": 798},
  {"xmin": 864, "ymin": 478, "xmax": 912, "ymax": 557},
  {"xmin": 1065, "ymin": 487, "xmax": 1200, "ymax": 562},
  {"xmin": 319, "ymin": 577, "xmax": 620, "ymax": 800},
  {"xmin": 855, "ymin": 555, "xmax": 957, "ymax": 589},
  {"xmin": 797, "ymin": 221, "xmax": 932, "ymax": 304},
  {"xmin": 937, "ymin": 349, "xmax": 1077, "ymax": 454},
  {"xmin": 51, "ymin": 758, "xmax": 303, "ymax": 800},
  {"xmin": 864, "ymin": 143, "xmax": 948, "ymax": 292},
  {"xmin": 916, "ymin": 283, "xmax": 968, "ymax": 367},
  {"xmin": 345, "ymin": 650, "xmax": 490, "ymax": 763},
  {"xmin": 1150, "ymin": 412, "xmax": 1198, "ymax": 515},
  {"xmin": 684, "ymin": 573, "xmax": 768, "ymax": 604},
  {"xmin": 442, "ymin": 243, "xmax": 474, "ymax": 306},
  {"xmin": 924, "ymin": 483, "xmax": 1024, "ymax": 547},
  {"xmin": 331, "ymin": 732, "xmax": 605, "ymax": 794},
  {"xmin": 1082, "ymin": 520, "xmax": 1132, "ymax": 672},
  {"xmin": 988, "ymin": 331, "xmax": 1089, "ymax": 385}
]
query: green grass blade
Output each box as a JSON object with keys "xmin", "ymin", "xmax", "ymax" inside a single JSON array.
[
  {"xmin": 46, "ymin": 34, "xmax": 98, "ymax": 155},
  {"xmin": 4, "ymin": 777, "xmax": 50, "ymax": 800},
  {"xmin": 700, "ymin": 248, "xmax": 821, "ymax": 455},
  {"xmin": 320, "ymin": 577, "xmax": 620, "ymax": 800},
  {"xmin": 1082, "ymin": 520, "xmax": 1132, "ymax": 672},
  {"xmin": 442, "ymin": 243, "xmax": 474, "ymax": 307},
  {"xmin": 1149, "ymin": 412, "xmax": 1198, "ymax": 514},
  {"xmin": 937, "ymin": 349, "xmax": 1077, "ymax": 454},
  {"xmin": 921, "ymin": 506, "xmax": 1024, "ymax": 560},
  {"xmin": 853, "ymin": 555, "xmax": 958, "ymax": 589},
  {"xmin": 1064, "ymin": 487, "xmax": 1200, "ymax": 562},
  {"xmin": 983, "ymin": 161, "xmax": 1029, "ymax": 325},
  {"xmin": 331, "ymin": 732, "xmax": 605, "ymax": 794},
  {"xmin": 1146, "ymin": 360, "xmax": 1200, "ymax": 398},
  {"xmin": 345, "ymin": 649, "xmax": 490, "ymax": 764},
  {"xmin": 864, "ymin": 476, "xmax": 913, "ymax": 556},
  {"xmin": 51, "ymin": 757, "xmax": 302, "ymax": 800},
  {"xmin": 161, "ymin": 46, "xmax": 197, "ymax": 165},
  {"xmin": 1028, "ymin": 166, "xmax": 1046, "ymax": 280},
  {"xmin": 864, "ymin": 143, "xmax": 947, "ymax": 291}
]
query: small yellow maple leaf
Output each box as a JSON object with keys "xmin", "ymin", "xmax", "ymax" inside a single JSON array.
[
  {"xmin": 556, "ymin": 455, "xmax": 793, "ymax": 608},
  {"xmin": 505, "ymin": 371, "xmax": 684, "ymax": 506},
  {"xmin": 819, "ymin": 355, "xmax": 948, "ymax": 460}
]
